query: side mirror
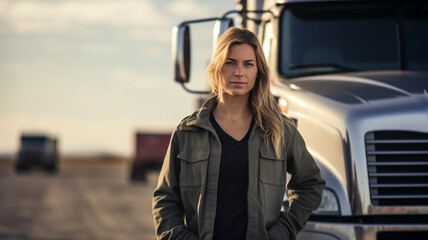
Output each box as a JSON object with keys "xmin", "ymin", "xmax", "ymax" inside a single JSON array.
[
  {"xmin": 212, "ymin": 18, "xmax": 234, "ymax": 51},
  {"xmin": 172, "ymin": 24, "xmax": 191, "ymax": 83},
  {"xmin": 171, "ymin": 17, "xmax": 233, "ymax": 93}
]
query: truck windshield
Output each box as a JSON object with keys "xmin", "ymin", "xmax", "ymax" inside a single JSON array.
[
  {"xmin": 279, "ymin": 1, "xmax": 428, "ymax": 77},
  {"xmin": 21, "ymin": 136, "xmax": 48, "ymax": 149}
]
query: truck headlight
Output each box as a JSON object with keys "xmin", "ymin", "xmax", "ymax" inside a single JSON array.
[
  {"xmin": 312, "ymin": 188, "xmax": 340, "ymax": 215},
  {"xmin": 282, "ymin": 188, "xmax": 340, "ymax": 216}
]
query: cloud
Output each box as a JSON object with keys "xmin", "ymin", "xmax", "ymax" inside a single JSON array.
[
  {"xmin": 104, "ymin": 66, "xmax": 172, "ymax": 90},
  {"xmin": 125, "ymin": 28, "xmax": 172, "ymax": 43},
  {"xmin": 0, "ymin": 0, "xmax": 173, "ymax": 34},
  {"xmin": 166, "ymin": 0, "xmax": 211, "ymax": 18},
  {"xmin": 78, "ymin": 43, "xmax": 119, "ymax": 55}
]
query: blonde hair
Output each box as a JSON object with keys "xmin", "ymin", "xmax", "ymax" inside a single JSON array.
[{"xmin": 206, "ymin": 27, "xmax": 292, "ymax": 157}]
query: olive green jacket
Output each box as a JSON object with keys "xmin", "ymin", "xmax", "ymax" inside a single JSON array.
[{"xmin": 153, "ymin": 96, "xmax": 325, "ymax": 240}]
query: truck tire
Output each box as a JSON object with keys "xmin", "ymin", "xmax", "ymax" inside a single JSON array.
[
  {"xmin": 130, "ymin": 162, "xmax": 147, "ymax": 182},
  {"xmin": 15, "ymin": 162, "xmax": 29, "ymax": 173},
  {"xmin": 44, "ymin": 163, "xmax": 58, "ymax": 173}
]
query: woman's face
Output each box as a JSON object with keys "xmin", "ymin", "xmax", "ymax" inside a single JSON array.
[{"xmin": 220, "ymin": 43, "xmax": 258, "ymax": 98}]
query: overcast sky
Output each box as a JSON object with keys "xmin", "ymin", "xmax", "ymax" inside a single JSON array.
[{"xmin": 0, "ymin": 0, "xmax": 235, "ymax": 156}]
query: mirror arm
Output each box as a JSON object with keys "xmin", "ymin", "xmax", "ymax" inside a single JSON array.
[
  {"xmin": 222, "ymin": 9, "xmax": 275, "ymax": 20},
  {"xmin": 181, "ymin": 83, "xmax": 209, "ymax": 94},
  {"xmin": 181, "ymin": 17, "xmax": 225, "ymax": 26}
]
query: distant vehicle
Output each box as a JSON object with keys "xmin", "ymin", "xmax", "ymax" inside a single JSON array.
[
  {"xmin": 15, "ymin": 134, "xmax": 59, "ymax": 173},
  {"xmin": 130, "ymin": 133, "xmax": 171, "ymax": 182}
]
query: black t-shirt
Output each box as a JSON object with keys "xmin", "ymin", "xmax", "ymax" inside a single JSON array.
[{"xmin": 210, "ymin": 111, "xmax": 254, "ymax": 240}]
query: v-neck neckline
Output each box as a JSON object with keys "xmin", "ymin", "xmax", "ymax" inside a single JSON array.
[{"xmin": 210, "ymin": 111, "xmax": 254, "ymax": 142}]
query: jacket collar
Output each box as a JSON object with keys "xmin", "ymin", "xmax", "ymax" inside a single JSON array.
[
  {"xmin": 184, "ymin": 95, "xmax": 260, "ymax": 135},
  {"xmin": 185, "ymin": 95, "xmax": 218, "ymax": 128}
]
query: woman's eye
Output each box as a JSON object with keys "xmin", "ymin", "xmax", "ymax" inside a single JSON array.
[
  {"xmin": 245, "ymin": 63, "xmax": 254, "ymax": 66},
  {"xmin": 225, "ymin": 61, "xmax": 235, "ymax": 65}
]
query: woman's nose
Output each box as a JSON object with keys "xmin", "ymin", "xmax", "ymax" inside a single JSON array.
[{"xmin": 234, "ymin": 65, "xmax": 244, "ymax": 77}]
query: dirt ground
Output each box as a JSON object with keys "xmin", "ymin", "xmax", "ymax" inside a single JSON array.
[
  {"xmin": 0, "ymin": 155, "xmax": 129, "ymax": 170},
  {"xmin": 0, "ymin": 156, "xmax": 160, "ymax": 240}
]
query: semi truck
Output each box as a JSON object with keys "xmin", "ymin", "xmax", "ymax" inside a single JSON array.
[
  {"xmin": 15, "ymin": 134, "xmax": 58, "ymax": 173},
  {"xmin": 130, "ymin": 132, "xmax": 171, "ymax": 182},
  {"xmin": 172, "ymin": 0, "xmax": 428, "ymax": 239}
]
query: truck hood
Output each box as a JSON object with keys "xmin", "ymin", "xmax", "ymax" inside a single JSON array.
[{"xmin": 290, "ymin": 71, "xmax": 428, "ymax": 104}]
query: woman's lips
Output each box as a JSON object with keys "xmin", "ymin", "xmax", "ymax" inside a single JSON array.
[{"xmin": 230, "ymin": 81, "xmax": 246, "ymax": 85}]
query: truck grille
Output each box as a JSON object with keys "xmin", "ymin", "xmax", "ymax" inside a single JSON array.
[{"xmin": 365, "ymin": 131, "xmax": 428, "ymax": 206}]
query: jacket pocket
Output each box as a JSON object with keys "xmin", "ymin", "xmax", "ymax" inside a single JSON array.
[
  {"xmin": 259, "ymin": 148, "xmax": 286, "ymax": 186},
  {"xmin": 178, "ymin": 148, "xmax": 209, "ymax": 188}
]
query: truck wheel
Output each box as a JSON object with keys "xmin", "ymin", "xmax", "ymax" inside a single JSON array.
[
  {"xmin": 15, "ymin": 163, "xmax": 28, "ymax": 173},
  {"xmin": 45, "ymin": 163, "xmax": 58, "ymax": 174},
  {"xmin": 130, "ymin": 162, "xmax": 147, "ymax": 182},
  {"xmin": 130, "ymin": 164, "xmax": 137, "ymax": 181},
  {"xmin": 139, "ymin": 165, "xmax": 148, "ymax": 182}
]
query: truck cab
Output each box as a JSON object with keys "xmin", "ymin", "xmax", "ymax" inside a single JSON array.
[
  {"xmin": 172, "ymin": 0, "xmax": 428, "ymax": 239},
  {"xmin": 16, "ymin": 134, "xmax": 58, "ymax": 173}
]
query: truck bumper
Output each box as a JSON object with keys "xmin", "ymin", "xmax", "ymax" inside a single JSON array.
[{"xmin": 299, "ymin": 220, "xmax": 428, "ymax": 240}]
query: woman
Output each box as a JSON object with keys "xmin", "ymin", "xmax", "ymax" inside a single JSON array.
[{"xmin": 153, "ymin": 27, "xmax": 325, "ymax": 240}]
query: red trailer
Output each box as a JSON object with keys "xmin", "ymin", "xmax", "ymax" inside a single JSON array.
[{"xmin": 130, "ymin": 132, "xmax": 171, "ymax": 182}]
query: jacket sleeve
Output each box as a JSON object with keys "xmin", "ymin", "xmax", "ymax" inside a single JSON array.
[
  {"xmin": 152, "ymin": 130, "xmax": 198, "ymax": 240},
  {"xmin": 268, "ymin": 125, "xmax": 325, "ymax": 240}
]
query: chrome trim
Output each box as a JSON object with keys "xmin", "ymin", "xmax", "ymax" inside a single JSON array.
[
  {"xmin": 367, "ymin": 150, "xmax": 428, "ymax": 155},
  {"xmin": 368, "ymin": 162, "xmax": 428, "ymax": 166},
  {"xmin": 300, "ymin": 220, "xmax": 428, "ymax": 240},
  {"xmin": 371, "ymin": 183, "xmax": 428, "ymax": 187},
  {"xmin": 369, "ymin": 173, "xmax": 428, "ymax": 177},
  {"xmin": 366, "ymin": 139, "xmax": 428, "ymax": 144},
  {"xmin": 372, "ymin": 195, "xmax": 428, "ymax": 199}
]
